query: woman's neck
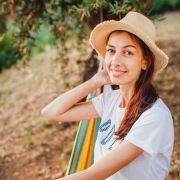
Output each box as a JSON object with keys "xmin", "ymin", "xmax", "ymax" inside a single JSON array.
[{"xmin": 118, "ymin": 84, "xmax": 135, "ymax": 108}]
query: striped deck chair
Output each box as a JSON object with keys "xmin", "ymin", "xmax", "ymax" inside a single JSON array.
[{"xmin": 66, "ymin": 61, "xmax": 112, "ymax": 175}]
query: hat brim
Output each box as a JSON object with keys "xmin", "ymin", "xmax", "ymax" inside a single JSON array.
[{"xmin": 89, "ymin": 21, "xmax": 169, "ymax": 73}]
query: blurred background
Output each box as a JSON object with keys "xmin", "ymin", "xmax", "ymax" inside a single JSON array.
[{"xmin": 0, "ymin": 0, "xmax": 179, "ymax": 179}]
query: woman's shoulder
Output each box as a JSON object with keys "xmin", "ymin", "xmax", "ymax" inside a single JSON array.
[
  {"xmin": 140, "ymin": 98, "xmax": 173, "ymax": 125},
  {"xmin": 99, "ymin": 89, "xmax": 120, "ymax": 108},
  {"xmin": 91, "ymin": 90, "xmax": 120, "ymax": 108},
  {"xmin": 148, "ymin": 98, "xmax": 171, "ymax": 115}
]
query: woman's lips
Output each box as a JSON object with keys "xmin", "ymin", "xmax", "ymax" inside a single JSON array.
[{"xmin": 110, "ymin": 69, "xmax": 127, "ymax": 77}]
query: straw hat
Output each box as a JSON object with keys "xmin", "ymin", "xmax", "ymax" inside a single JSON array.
[{"xmin": 89, "ymin": 11, "xmax": 169, "ymax": 73}]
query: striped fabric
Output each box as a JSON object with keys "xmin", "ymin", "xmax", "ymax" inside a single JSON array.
[{"xmin": 65, "ymin": 92, "xmax": 101, "ymax": 175}]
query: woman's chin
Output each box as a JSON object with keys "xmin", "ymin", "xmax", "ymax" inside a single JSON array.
[{"xmin": 110, "ymin": 78, "xmax": 126, "ymax": 85}]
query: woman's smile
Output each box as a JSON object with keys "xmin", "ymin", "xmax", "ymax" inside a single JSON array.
[{"xmin": 110, "ymin": 69, "xmax": 127, "ymax": 77}]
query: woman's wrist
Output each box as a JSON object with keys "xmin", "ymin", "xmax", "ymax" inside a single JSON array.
[{"xmin": 90, "ymin": 75, "xmax": 103, "ymax": 88}]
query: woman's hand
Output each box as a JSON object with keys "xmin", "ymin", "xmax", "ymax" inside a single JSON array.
[{"xmin": 92, "ymin": 68, "xmax": 112, "ymax": 87}]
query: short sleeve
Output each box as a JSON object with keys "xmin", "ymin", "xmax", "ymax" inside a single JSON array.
[
  {"xmin": 91, "ymin": 93, "xmax": 105, "ymax": 117},
  {"xmin": 125, "ymin": 108, "xmax": 173, "ymax": 156},
  {"xmin": 91, "ymin": 90, "xmax": 118, "ymax": 118}
]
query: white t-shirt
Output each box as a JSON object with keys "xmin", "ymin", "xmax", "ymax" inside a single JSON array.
[{"xmin": 91, "ymin": 90, "xmax": 174, "ymax": 180}]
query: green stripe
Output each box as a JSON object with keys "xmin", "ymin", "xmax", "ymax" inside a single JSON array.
[
  {"xmin": 69, "ymin": 120, "xmax": 89, "ymax": 174},
  {"xmin": 66, "ymin": 92, "xmax": 99, "ymax": 174},
  {"xmin": 91, "ymin": 117, "xmax": 101, "ymax": 164}
]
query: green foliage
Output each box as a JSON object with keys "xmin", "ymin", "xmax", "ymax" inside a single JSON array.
[
  {"xmin": 0, "ymin": 0, "xmax": 157, "ymax": 71},
  {"xmin": 151, "ymin": 0, "xmax": 180, "ymax": 13},
  {"xmin": 0, "ymin": 33, "xmax": 22, "ymax": 72},
  {"xmin": 30, "ymin": 22, "xmax": 57, "ymax": 57},
  {"xmin": 109, "ymin": 0, "xmax": 132, "ymax": 16},
  {"xmin": 1, "ymin": 0, "xmax": 154, "ymax": 44},
  {"xmin": 0, "ymin": 13, "xmax": 6, "ymax": 34}
]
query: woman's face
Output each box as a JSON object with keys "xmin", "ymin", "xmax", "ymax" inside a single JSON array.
[{"xmin": 105, "ymin": 31, "xmax": 147, "ymax": 87}]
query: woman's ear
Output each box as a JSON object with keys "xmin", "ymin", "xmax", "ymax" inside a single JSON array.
[{"xmin": 141, "ymin": 59, "xmax": 148, "ymax": 70}]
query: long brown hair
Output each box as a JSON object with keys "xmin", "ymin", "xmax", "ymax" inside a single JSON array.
[{"xmin": 107, "ymin": 30, "xmax": 159, "ymax": 140}]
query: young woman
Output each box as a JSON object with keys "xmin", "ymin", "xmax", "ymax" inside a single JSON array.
[{"xmin": 41, "ymin": 11, "xmax": 174, "ymax": 180}]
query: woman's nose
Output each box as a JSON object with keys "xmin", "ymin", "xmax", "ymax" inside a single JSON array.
[{"xmin": 111, "ymin": 53, "xmax": 122, "ymax": 65}]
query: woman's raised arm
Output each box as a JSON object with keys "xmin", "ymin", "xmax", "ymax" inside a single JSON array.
[
  {"xmin": 41, "ymin": 69, "xmax": 112, "ymax": 122},
  {"xmin": 41, "ymin": 76, "xmax": 101, "ymax": 122}
]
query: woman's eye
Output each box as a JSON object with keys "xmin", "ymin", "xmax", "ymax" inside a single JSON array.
[
  {"xmin": 124, "ymin": 50, "xmax": 134, "ymax": 56},
  {"xmin": 107, "ymin": 49, "xmax": 115, "ymax": 54}
]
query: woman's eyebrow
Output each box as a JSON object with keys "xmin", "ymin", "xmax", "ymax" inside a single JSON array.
[
  {"xmin": 123, "ymin": 45, "xmax": 137, "ymax": 49},
  {"xmin": 106, "ymin": 44, "xmax": 115, "ymax": 48},
  {"xmin": 107, "ymin": 44, "xmax": 137, "ymax": 49}
]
